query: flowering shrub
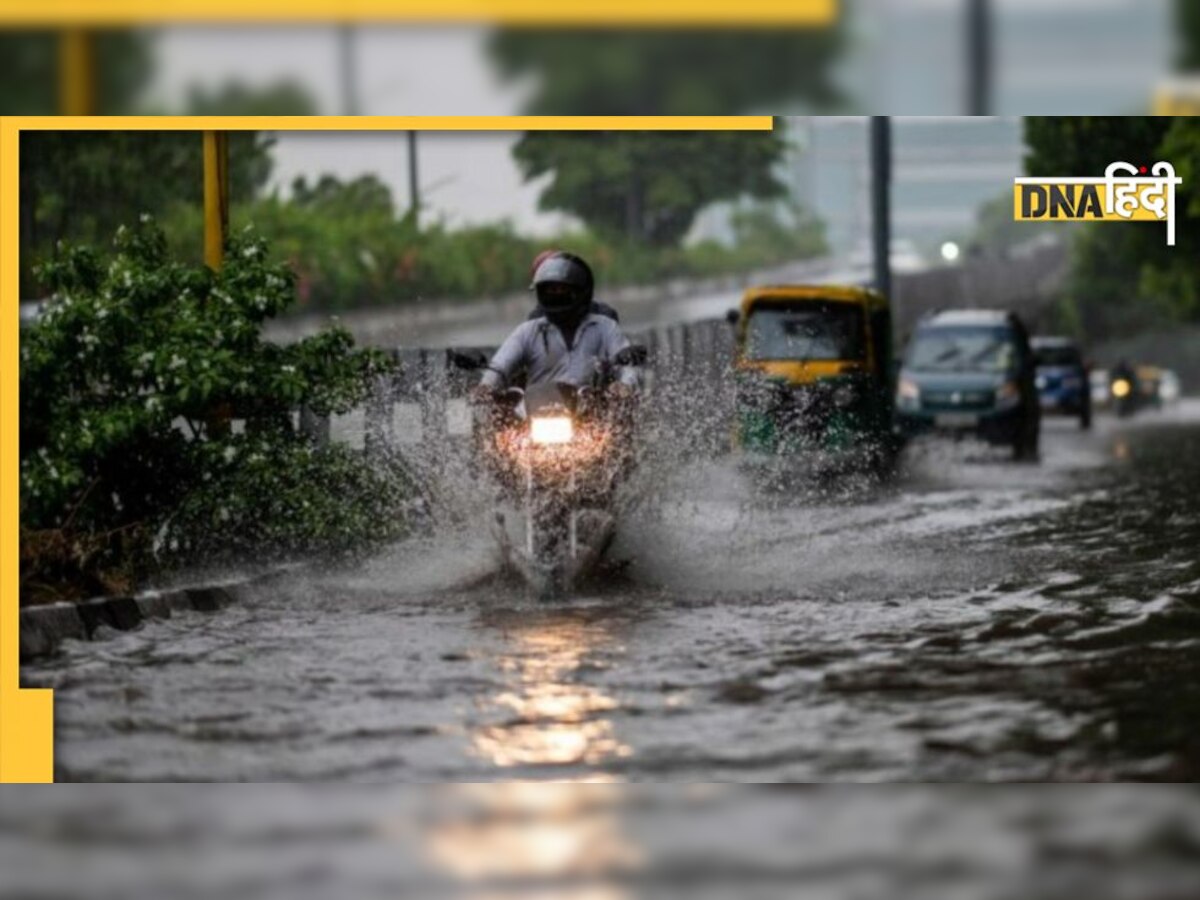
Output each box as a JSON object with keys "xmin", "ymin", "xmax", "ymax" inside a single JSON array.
[{"xmin": 20, "ymin": 219, "xmax": 411, "ymax": 602}]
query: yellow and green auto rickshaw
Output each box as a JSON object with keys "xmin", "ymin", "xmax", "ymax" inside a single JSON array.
[{"xmin": 729, "ymin": 284, "xmax": 898, "ymax": 475}]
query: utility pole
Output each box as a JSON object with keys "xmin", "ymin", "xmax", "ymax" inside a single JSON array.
[
  {"xmin": 203, "ymin": 132, "xmax": 229, "ymax": 271},
  {"xmin": 338, "ymin": 25, "xmax": 359, "ymax": 116},
  {"xmin": 869, "ymin": 116, "xmax": 892, "ymax": 305},
  {"xmin": 407, "ymin": 131, "xmax": 420, "ymax": 227},
  {"xmin": 58, "ymin": 28, "xmax": 95, "ymax": 115},
  {"xmin": 965, "ymin": 0, "xmax": 992, "ymax": 115}
]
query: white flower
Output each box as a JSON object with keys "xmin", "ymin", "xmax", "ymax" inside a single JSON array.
[{"xmin": 222, "ymin": 445, "xmax": 237, "ymax": 463}]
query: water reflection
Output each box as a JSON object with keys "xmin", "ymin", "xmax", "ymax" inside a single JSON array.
[
  {"xmin": 472, "ymin": 611, "xmax": 632, "ymax": 771},
  {"xmin": 422, "ymin": 783, "xmax": 640, "ymax": 896}
]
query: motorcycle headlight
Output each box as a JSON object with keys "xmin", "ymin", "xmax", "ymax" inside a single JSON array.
[
  {"xmin": 530, "ymin": 416, "xmax": 574, "ymax": 445},
  {"xmin": 1112, "ymin": 379, "xmax": 1132, "ymax": 399}
]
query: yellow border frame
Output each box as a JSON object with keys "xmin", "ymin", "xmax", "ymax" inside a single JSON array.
[
  {"xmin": 0, "ymin": 114, "xmax": 772, "ymax": 782},
  {"xmin": 1, "ymin": 1, "xmax": 836, "ymax": 26}
]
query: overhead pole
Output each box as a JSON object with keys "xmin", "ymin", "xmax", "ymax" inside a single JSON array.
[
  {"xmin": 407, "ymin": 131, "xmax": 420, "ymax": 228},
  {"xmin": 58, "ymin": 28, "xmax": 95, "ymax": 115},
  {"xmin": 966, "ymin": 0, "xmax": 993, "ymax": 115},
  {"xmin": 338, "ymin": 24, "xmax": 360, "ymax": 116},
  {"xmin": 869, "ymin": 116, "xmax": 892, "ymax": 308},
  {"xmin": 203, "ymin": 132, "xmax": 230, "ymax": 271}
]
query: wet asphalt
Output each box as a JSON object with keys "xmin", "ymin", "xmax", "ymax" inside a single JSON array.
[{"xmin": 21, "ymin": 402, "xmax": 1200, "ymax": 783}]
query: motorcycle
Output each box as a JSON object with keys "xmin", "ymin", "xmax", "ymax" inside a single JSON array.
[
  {"xmin": 1110, "ymin": 371, "xmax": 1140, "ymax": 419},
  {"xmin": 450, "ymin": 344, "xmax": 646, "ymax": 597}
]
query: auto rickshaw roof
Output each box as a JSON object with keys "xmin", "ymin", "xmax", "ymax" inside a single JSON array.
[{"xmin": 740, "ymin": 284, "xmax": 888, "ymax": 314}]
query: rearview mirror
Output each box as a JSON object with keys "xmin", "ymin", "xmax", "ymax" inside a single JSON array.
[
  {"xmin": 614, "ymin": 344, "xmax": 649, "ymax": 367},
  {"xmin": 447, "ymin": 348, "xmax": 489, "ymax": 371}
]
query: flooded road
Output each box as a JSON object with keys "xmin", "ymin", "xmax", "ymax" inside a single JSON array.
[{"xmin": 23, "ymin": 403, "xmax": 1200, "ymax": 782}]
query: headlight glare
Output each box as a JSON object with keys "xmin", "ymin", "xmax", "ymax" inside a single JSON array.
[{"xmin": 530, "ymin": 416, "xmax": 574, "ymax": 445}]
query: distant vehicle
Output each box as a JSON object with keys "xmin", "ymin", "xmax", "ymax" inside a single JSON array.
[
  {"xmin": 1107, "ymin": 359, "xmax": 1145, "ymax": 419},
  {"xmin": 729, "ymin": 284, "xmax": 898, "ymax": 476},
  {"xmin": 1136, "ymin": 365, "xmax": 1166, "ymax": 409},
  {"xmin": 1031, "ymin": 336, "xmax": 1091, "ymax": 430},
  {"xmin": 894, "ymin": 309, "xmax": 1041, "ymax": 461}
]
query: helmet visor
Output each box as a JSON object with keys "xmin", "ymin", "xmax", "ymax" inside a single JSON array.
[{"xmin": 537, "ymin": 282, "xmax": 584, "ymax": 312}]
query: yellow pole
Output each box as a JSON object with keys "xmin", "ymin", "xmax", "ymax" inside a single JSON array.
[
  {"xmin": 58, "ymin": 28, "xmax": 95, "ymax": 116},
  {"xmin": 203, "ymin": 131, "xmax": 229, "ymax": 271}
]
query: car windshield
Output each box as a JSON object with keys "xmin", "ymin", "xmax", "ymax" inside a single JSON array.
[
  {"xmin": 745, "ymin": 301, "xmax": 866, "ymax": 362},
  {"xmin": 1034, "ymin": 345, "xmax": 1082, "ymax": 367},
  {"xmin": 906, "ymin": 325, "xmax": 1015, "ymax": 373}
]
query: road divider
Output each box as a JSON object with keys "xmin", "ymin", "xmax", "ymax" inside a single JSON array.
[{"xmin": 19, "ymin": 569, "xmax": 295, "ymax": 662}]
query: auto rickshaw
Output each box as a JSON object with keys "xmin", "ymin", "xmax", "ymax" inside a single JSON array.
[{"xmin": 729, "ymin": 284, "xmax": 898, "ymax": 476}]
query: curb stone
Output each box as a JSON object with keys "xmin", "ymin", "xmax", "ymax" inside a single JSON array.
[{"xmin": 18, "ymin": 567, "xmax": 296, "ymax": 663}]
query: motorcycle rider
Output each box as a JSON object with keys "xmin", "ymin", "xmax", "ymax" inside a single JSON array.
[
  {"xmin": 472, "ymin": 252, "xmax": 638, "ymax": 401},
  {"xmin": 527, "ymin": 249, "xmax": 620, "ymax": 323}
]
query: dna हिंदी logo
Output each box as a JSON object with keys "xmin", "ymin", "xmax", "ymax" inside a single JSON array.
[{"xmin": 1013, "ymin": 161, "xmax": 1183, "ymax": 246}]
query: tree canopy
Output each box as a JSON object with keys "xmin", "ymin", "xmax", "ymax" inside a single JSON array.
[
  {"xmin": 489, "ymin": 28, "xmax": 842, "ymax": 246},
  {"xmin": 512, "ymin": 130, "xmax": 789, "ymax": 247}
]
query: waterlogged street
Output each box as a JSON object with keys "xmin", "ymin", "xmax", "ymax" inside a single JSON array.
[{"xmin": 24, "ymin": 403, "xmax": 1200, "ymax": 782}]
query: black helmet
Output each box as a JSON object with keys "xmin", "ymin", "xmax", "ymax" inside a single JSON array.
[{"xmin": 532, "ymin": 252, "xmax": 594, "ymax": 316}]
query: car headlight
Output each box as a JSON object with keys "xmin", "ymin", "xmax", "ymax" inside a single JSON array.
[
  {"xmin": 530, "ymin": 416, "xmax": 574, "ymax": 445},
  {"xmin": 996, "ymin": 380, "xmax": 1021, "ymax": 408},
  {"xmin": 897, "ymin": 378, "xmax": 920, "ymax": 403}
]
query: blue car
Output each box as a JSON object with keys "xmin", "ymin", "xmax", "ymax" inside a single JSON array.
[{"xmin": 1031, "ymin": 336, "xmax": 1091, "ymax": 430}]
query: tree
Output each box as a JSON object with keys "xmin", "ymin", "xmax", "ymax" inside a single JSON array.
[
  {"xmin": 19, "ymin": 81, "xmax": 316, "ymax": 296},
  {"xmin": 489, "ymin": 29, "xmax": 844, "ymax": 116},
  {"xmin": 20, "ymin": 219, "xmax": 409, "ymax": 601},
  {"xmin": 1024, "ymin": 117, "xmax": 1171, "ymax": 178},
  {"xmin": 1179, "ymin": 0, "xmax": 1200, "ymax": 70},
  {"xmin": 0, "ymin": 30, "xmax": 152, "ymax": 114},
  {"xmin": 511, "ymin": 130, "xmax": 789, "ymax": 246},
  {"xmin": 489, "ymin": 27, "xmax": 843, "ymax": 247}
]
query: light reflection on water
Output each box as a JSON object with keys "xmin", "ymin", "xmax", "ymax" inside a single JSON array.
[
  {"xmin": 471, "ymin": 613, "xmax": 632, "ymax": 770},
  {"xmin": 423, "ymin": 783, "xmax": 640, "ymax": 894}
]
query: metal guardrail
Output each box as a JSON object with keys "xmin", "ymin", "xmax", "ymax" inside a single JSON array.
[{"xmin": 302, "ymin": 318, "xmax": 737, "ymax": 456}]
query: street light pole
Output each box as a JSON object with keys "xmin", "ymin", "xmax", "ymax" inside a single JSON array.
[
  {"xmin": 203, "ymin": 132, "xmax": 229, "ymax": 271},
  {"xmin": 338, "ymin": 25, "xmax": 359, "ymax": 116},
  {"xmin": 407, "ymin": 131, "xmax": 420, "ymax": 227},
  {"xmin": 58, "ymin": 28, "xmax": 95, "ymax": 115},
  {"xmin": 966, "ymin": 0, "xmax": 992, "ymax": 115},
  {"xmin": 869, "ymin": 116, "xmax": 892, "ymax": 305}
]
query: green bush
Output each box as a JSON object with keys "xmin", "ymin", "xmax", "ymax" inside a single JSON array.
[
  {"xmin": 20, "ymin": 218, "xmax": 412, "ymax": 602},
  {"xmin": 157, "ymin": 175, "xmax": 827, "ymax": 313}
]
